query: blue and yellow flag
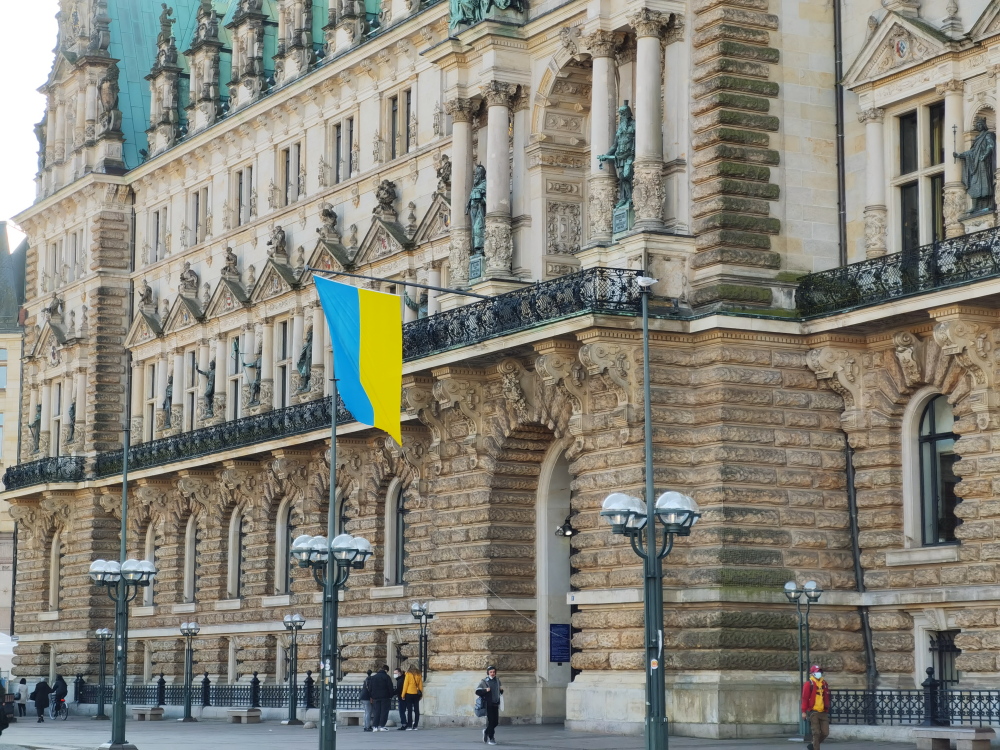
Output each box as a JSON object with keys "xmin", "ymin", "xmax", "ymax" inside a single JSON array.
[{"xmin": 314, "ymin": 275, "xmax": 402, "ymax": 444}]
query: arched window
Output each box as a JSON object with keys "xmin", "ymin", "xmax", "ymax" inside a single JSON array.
[
  {"xmin": 183, "ymin": 515, "xmax": 199, "ymax": 603},
  {"xmin": 228, "ymin": 509, "xmax": 248, "ymax": 599},
  {"xmin": 919, "ymin": 395, "xmax": 959, "ymax": 546},
  {"xmin": 48, "ymin": 530, "xmax": 62, "ymax": 611},
  {"xmin": 384, "ymin": 482, "xmax": 406, "ymax": 586},
  {"xmin": 142, "ymin": 524, "xmax": 156, "ymax": 607},
  {"xmin": 274, "ymin": 499, "xmax": 295, "ymax": 595}
]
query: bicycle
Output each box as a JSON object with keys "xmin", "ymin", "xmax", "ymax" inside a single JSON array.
[{"xmin": 53, "ymin": 698, "xmax": 68, "ymax": 720}]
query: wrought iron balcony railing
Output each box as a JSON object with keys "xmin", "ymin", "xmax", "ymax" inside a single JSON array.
[
  {"xmin": 796, "ymin": 225, "xmax": 1000, "ymax": 317},
  {"xmin": 3, "ymin": 268, "xmax": 644, "ymax": 492}
]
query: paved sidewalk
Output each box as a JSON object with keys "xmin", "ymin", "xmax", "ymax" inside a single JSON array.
[{"xmin": 0, "ymin": 719, "xmax": 919, "ymax": 750}]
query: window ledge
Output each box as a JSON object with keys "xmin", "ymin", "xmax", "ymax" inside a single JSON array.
[
  {"xmin": 38, "ymin": 611, "xmax": 59, "ymax": 621},
  {"xmin": 261, "ymin": 595, "xmax": 291, "ymax": 608},
  {"xmin": 886, "ymin": 545, "xmax": 960, "ymax": 567},
  {"xmin": 214, "ymin": 598, "xmax": 242, "ymax": 611},
  {"xmin": 171, "ymin": 602, "xmax": 197, "ymax": 614},
  {"xmin": 132, "ymin": 606, "xmax": 156, "ymax": 617},
  {"xmin": 312, "ymin": 590, "xmax": 344, "ymax": 604},
  {"xmin": 371, "ymin": 585, "xmax": 406, "ymax": 600}
]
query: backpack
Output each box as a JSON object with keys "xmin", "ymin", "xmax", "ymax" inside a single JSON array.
[
  {"xmin": 474, "ymin": 694, "xmax": 486, "ymax": 718},
  {"xmin": 359, "ymin": 677, "xmax": 371, "ymax": 701}
]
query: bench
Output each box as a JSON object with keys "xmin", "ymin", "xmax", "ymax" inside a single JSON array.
[
  {"xmin": 337, "ymin": 709, "xmax": 364, "ymax": 726},
  {"xmin": 227, "ymin": 708, "xmax": 262, "ymax": 724},
  {"xmin": 131, "ymin": 707, "xmax": 164, "ymax": 721},
  {"xmin": 912, "ymin": 726, "xmax": 996, "ymax": 750}
]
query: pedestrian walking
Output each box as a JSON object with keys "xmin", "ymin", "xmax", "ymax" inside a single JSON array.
[
  {"xmin": 360, "ymin": 670, "xmax": 373, "ymax": 732},
  {"xmin": 801, "ymin": 664, "xmax": 831, "ymax": 750},
  {"xmin": 30, "ymin": 679, "xmax": 52, "ymax": 723},
  {"xmin": 394, "ymin": 667, "xmax": 408, "ymax": 730},
  {"xmin": 369, "ymin": 664, "xmax": 394, "ymax": 731},
  {"xmin": 475, "ymin": 665, "xmax": 503, "ymax": 746},
  {"xmin": 402, "ymin": 664, "xmax": 423, "ymax": 730},
  {"xmin": 49, "ymin": 675, "xmax": 67, "ymax": 719},
  {"xmin": 16, "ymin": 679, "xmax": 28, "ymax": 717}
]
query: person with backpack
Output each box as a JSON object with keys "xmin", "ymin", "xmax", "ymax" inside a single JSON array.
[
  {"xmin": 475, "ymin": 665, "xmax": 503, "ymax": 746},
  {"xmin": 401, "ymin": 664, "xmax": 423, "ymax": 730},
  {"xmin": 30, "ymin": 679, "xmax": 52, "ymax": 723},
  {"xmin": 801, "ymin": 664, "xmax": 832, "ymax": 750},
  {"xmin": 50, "ymin": 675, "xmax": 67, "ymax": 719},
  {"xmin": 368, "ymin": 664, "xmax": 394, "ymax": 731},
  {"xmin": 360, "ymin": 670, "xmax": 374, "ymax": 732}
]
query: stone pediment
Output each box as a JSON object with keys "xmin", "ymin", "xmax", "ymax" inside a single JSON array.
[
  {"xmin": 308, "ymin": 239, "xmax": 353, "ymax": 276},
  {"xmin": 845, "ymin": 15, "xmax": 951, "ymax": 89},
  {"xmin": 970, "ymin": 0, "xmax": 1000, "ymax": 41},
  {"xmin": 353, "ymin": 219, "xmax": 413, "ymax": 267},
  {"xmin": 205, "ymin": 277, "xmax": 250, "ymax": 319},
  {"xmin": 162, "ymin": 294, "xmax": 205, "ymax": 334},
  {"xmin": 412, "ymin": 193, "xmax": 451, "ymax": 246},
  {"xmin": 249, "ymin": 257, "xmax": 301, "ymax": 304},
  {"xmin": 124, "ymin": 310, "xmax": 164, "ymax": 348},
  {"xmin": 29, "ymin": 321, "xmax": 67, "ymax": 360}
]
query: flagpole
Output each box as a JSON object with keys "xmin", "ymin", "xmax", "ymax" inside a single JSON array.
[
  {"xmin": 321, "ymin": 373, "xmax": 338, "ymax": 750},
  {"xmin": 307, "ymin": 267, "xmax": 490, "ymax": 300}
]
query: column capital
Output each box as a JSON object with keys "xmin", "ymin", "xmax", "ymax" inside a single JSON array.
[
  {"xmin": 936, "ymin": 79, "xmax": 965, "ymax": 96},
  {"xmin": 627, "ymin": 8, "xmax": 667, "ymax": 38},
  {"xmin": 512, "ymin": 86, "xmax": 531, "ymax": 113},
  {"xmin": 582, "ymin": 29, "xmax": 620, "ymax": 58},
  {"xmin": 663, "ymin": 15, "xmax": 685, "ymax": 45},
  {"xmin": 482, "ymin": 80, "xmax": 517, "ymax": 108},
  {"xmin": 858, "ymin": 107, "xmax": 885, "ymax": 124},
  {"xmin": 444, "ymin": 97, "xmax": 476, "ymax": 123}
]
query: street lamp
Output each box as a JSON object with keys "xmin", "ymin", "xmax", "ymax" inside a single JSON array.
[
  {"xmin": 179, "ymin": 622, "xmax": 200, "ymax": 722},
  {"xmin": 94, "ymin": 628, "xmax": 113, "ymax": 721},
  {"xmin": 89, "ymin": 557, "xmax": 156, "ymax": 750},
  {"xmin": 410, "ymin": 602, "xmax": 434, "ymax": 682},
  {"xmin": 291, "ymin": 532, "xmax": 372, "ymax": 750},
  {"xmin": 784, "ymin": 580, "xmax": 824, "ymax": 737},
  {"xmin": 283, "ymin": 613, "xmax": 306, "ymax": 726}
]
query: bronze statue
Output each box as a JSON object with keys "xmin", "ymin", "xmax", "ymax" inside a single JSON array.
[
  {"xmin": 466, "ymin": 164, "xmax": 487, "ymax": 253},
  {"xmin": 597, "ymin": 101, "xmax": 636, "ymax": 209},
  {"xmin": 955, "ymin": 117, "xmax": 997, "ymax": 214},
  {"xmin": 242, "ymin": 344, "xmax": 263, "ymax": 405},
  {"xmin": 28, "ymin": 405, "xmax": 41, "ymax": 452},
  {"xmin": 163, "ymin": 375, "xmax": 173, "ymax": 427},
  {"xmin": 195, "ymin": 359, "xmax": 216, "ymax": 417},
  {"xmin": 297, "ymin": 327, "xmax": 313, "ymax": 392}
]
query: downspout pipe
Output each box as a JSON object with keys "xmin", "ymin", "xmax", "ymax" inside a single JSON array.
[
  {"xmin": 834, "ymin": 0, "xmax": 848, "ymax": 266},
  {"xmin": 846, "ymin": 437, "xmax": 878, "ymax": 692}
]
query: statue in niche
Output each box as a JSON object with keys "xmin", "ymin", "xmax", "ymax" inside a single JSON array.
[
  {"xmin": 163, "ymin": 375, "xmax": 173, "ymax": 427},
  {"xmin": 597, "ymin": 101, "xmax": 636, "ymax": 209},
  {"xmin": 297, "ymin": 327, "xmax": 313, "ymax": 392},
  {"xmin": 242, "ymin": 343, "xmax": 263, "ymax": 405},
  {"xmin": 268, "ymin": 225, "xmax": 287, "ymax": 257},
  {"xmin": 66, "ymin": 402, "xmax": 76, "ymax": 444},
  {"xmin": 196, "ymin": 359, "xmax": 216, "ymax": 416},
  {"xmin": 955, "ymin": 116, "xmax": 997, "ymax": 214},
  {"xmin": 28, "ymin": 405, "xmax": 41, "ymax": 452},
  {"xmin": 97, "ymin": 62, "xmax": 122, "ymax": 136},
  {"xmin": 179, "ymin": 261, "xmax": 199, "ymax": 296},
  {"xmin": 466, "ymin": 164, "xmax": 487, "ymax": 253}
]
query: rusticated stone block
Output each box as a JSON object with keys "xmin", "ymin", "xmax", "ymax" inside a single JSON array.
[{"xmin": 956, "ymin": 652, "xmax": 997, "ymax": 672}]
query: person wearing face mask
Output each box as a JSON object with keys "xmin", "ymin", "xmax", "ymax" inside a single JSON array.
[
  {"xmin": 475, "ymin": 665, "xmax": 503, "ymax": 746},
  {"xmin": 394, "ymin": 667, "xmax": 408, "ymax": 730},
  {"xmin": 801, "ymin": 665, "xmax": 831, "ymax": 750}
]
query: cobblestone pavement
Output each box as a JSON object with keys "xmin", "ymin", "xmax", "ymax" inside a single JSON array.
[{"xmin": 0, "ymin": 720, "xmax": 920, "ymax": 750}]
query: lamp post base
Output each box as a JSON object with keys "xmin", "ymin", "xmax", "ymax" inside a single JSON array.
[
  {"xmin": 178, "ymin": 716, "xmax": 198, "ymax": 722},
  {"xmin": 281, "ymin": 719, "xmax": 304, "ymax": 725},
  {"xmin": 98, "ymin": 743, "xmax": 139, "ymax": 750},
  {"xmin": 92, "ymin": 714, "xmax": 110, "ymax": 720}
]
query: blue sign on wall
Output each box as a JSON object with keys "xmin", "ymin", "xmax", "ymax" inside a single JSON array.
[{"xmin": 549, "ymin": 624, "xmax": 571, "ymax": 664}]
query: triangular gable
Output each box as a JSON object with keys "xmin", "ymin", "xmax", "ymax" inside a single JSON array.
[
  {"xmin": 29, "ymin": 321, "xmax": 67, "ymax": 360},
  {"xmin": 204, "ymin": 277, "xmax": 250, "ymax": 319},
  {"xmin": 307, "ymin": 239, "xmax": 353, "ymax": 275},
  {"xmin": 412, "ymin": 193, "xmax": 452, "ymax": 246},
  {"xmin": 354, "ymin": 218, "xmax": 413, "ymax": 267},
  {"xmin": 970, "ymin": 0, "xmax": 1000, "ymax": 41},
  {"xmin": 162, "ymin": 294, "xmax": 204, "ymax": 334},
  {"xmin": 124, "ymin": 310, "xmax": 164, "ymax": 348},
  {"xmin": 249, "ymin": 257, "xmax": 300, "ymax": 304},
  {"xmin": 845, "ymin": 14, "xmax": 952, "ymax": 88}
]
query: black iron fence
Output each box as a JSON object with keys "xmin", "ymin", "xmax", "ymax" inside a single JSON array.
[
  {"xmin": 830, "ymin": 669, "xmax": 1000, "ymax": 727},
  {"xmin": 796, "ymin": 225, "xmax": 1000, "ymax": 317},
  {"xmin": 2, "ymin": 456, "xmax": 84, "ymax": 489}
]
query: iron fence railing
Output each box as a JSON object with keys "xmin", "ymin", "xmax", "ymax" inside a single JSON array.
[
  {"xmin": 1, "ymin": 455, "xmax": 85, "ymax": 489},
  {"xmin": 796, "ymin": 225, "xmax": 1000, "ymax": 317}
]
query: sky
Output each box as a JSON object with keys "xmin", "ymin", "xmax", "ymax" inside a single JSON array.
[{"xmin": 0, "ymin": 2, "xmax": 60, "ymax": 250}]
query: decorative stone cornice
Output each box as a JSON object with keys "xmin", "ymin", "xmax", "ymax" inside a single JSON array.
[
  {"xmin": 628, "ymin": 8, "xmax": 667, "ymax": 38},
  {"xmin": 858, "ymin": 107, "xmax": 885, "ymax": 124},
  {"xmin": 482, "ymin": 81, "xmax": 517, "ymax": 108},
  {"xmin": 444, "ymin": 97, "xmax": 476, "ymax": 123}
]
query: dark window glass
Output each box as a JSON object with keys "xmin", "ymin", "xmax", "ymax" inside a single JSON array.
[
  {"xmin": 930, "ymin": 630, "xmax": 961, "ymax": 685},
  {"xmin": 390, "ymin": 96, "xmax": 399, "ymax": 160},
  {"xmin": 920, "ymin": 395, "xmax": 959, "ymax": 546},
  {"xmin": 405, "ymin": 90, "xmax": 412, "ymax": 153},
  {"xmin": 930, "ymin": 173, "xmax": 945, "ymax": 243},
  {"xmin": 900, "ymin": 181, "xmax": 920, "ymax": 252},
  {"xmin": 900, "ymin": 111, "xmax": 918, "ymax": 174},
  {"xmin": 929, "ymin": 103, "xmax": 945, "ymax": 166},
  {"xmin": 335, "ymin": 124, "xmax": 342, "ymax": 183},
  {"xmin": 395, "ymin": 490, "xmax": 406, "ymax": 585},
  {"xmin": 283, "ymin": 507, "xmax": 295, "ymax": 594}
]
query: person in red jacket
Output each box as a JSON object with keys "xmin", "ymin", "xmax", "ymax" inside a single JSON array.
[{"xmin": 801, "ymin": 665, "xmax": 831, "ymax": 750}]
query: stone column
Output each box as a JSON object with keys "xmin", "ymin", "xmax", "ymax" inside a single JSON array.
[
  {"xmin": 585, "ymin": 30, "xmax": 619, "ymax": 243},
  {"xmin": 428, "ymin": 266, "xmax": 442, "ymax": 315},
  {"xmin": 196, "ymin": 341, "xmax": 210, "ymax": 425},
  {"xmin": 61, "ymin": 378, "xmax": 73, "ymax": 451},
  {"xmin": 629, "ymin": 9, "xmax": 667, "ymax": 231},
  {"xmin": 130, "ymin": 361, "xmax": 144, "ymax": 442},
  {"xmin": 511, "ymin": 89, "xmax": 530, "ymax": 271},
  {"xmin": 445, "ymin": 98, "xmax": 476, "ymax": 288},
  {"xmin": 402, "ymin": 284, "xmax": 418, "ymax": 323},
  {"xmin": 663, "ymin": 17, "xmax": 690, "ymax": 233},
  {"xmin": 75, "ymin": 370, "xmax": 87, "ymax": 449},
  {"xmin": 940, "ymin": 80, "xmax": 966, "ymax": 239},
  {"xmin": 484, "ymin": 81, "xmax": 517, "ymax": 278},
  {"xmin": 310, "ymin": 304, "xmax": 325, "ymax": 397},
  {"xmin": 260, "ymin": 319, "xmax": 275, "ymax": 412},
  {"xmin": 26, "ymin": 387, "xmax": 38, "ymax": 457},
  {"xmin": 215, "ymin": 336, "xmax": 228, "ymax": 419},
  {"xmin": 40, "ymin": 382, "xmax": 51, "ymax": 457},
  {"xmin": 859, "ymin": 107, "xmax": 888, "ymax": 258},
  {"xmin": 172, "ymin": 350, "xmax": 184, "ymax": 432},
  {"xmin": 291, "ymin": 308, "xmax": 304, "ymax": 394},
  {"xmin": 155, "ymin": 353, "xmax": 169, "ymax": 437}
]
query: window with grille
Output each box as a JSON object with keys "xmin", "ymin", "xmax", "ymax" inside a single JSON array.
[{"xmin": 930, "ymin": 630, "xmax": 961, "ymax": 686}]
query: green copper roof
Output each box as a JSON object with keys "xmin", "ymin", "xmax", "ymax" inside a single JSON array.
[{"xmin": 107, "ymin": 0, "xmax": 203, "ymax": 169}]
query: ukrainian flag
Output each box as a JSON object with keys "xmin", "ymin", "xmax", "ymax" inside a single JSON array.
[{"xmin": 314, "ymin": 275, "xmax": 402, "ymax": 444}]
